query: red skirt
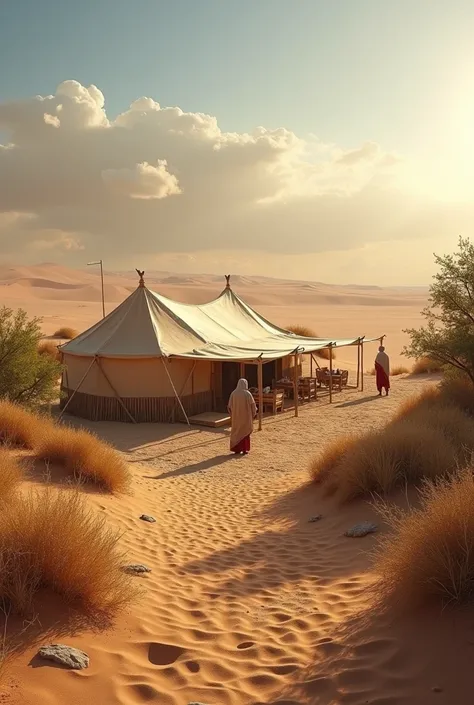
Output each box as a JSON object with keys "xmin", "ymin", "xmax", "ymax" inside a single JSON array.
[
  {"xmin": 231, "ymin": 435, "xmax": 251, "ymax": 453},
  {"xmin": 375, "ymin": 362, "xmax": 390, "ymax": 392}
]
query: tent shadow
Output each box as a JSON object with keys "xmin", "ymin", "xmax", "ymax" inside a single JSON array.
[
  {"xmin": 145, "ymin": 453, "xmax": 236, "ymax": 480},
  {"xmin": 335, "ymin": 394, "xmax": 382, "ymax": 408}
]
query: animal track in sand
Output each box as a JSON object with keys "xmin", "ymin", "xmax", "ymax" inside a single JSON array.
[
  {"xmin": 185, "ymin": 660, "xmax": 200, "ymax": 673},
  {"xmin": 147, "ymin": 642, "xmax": 185, "ymax": 666},
  {"xmin": 237, "ymin": 641, "xmax": 255, "ymax": 649}
]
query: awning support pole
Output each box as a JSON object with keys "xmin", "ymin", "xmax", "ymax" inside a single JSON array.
[
  {"xmin": 258, "ymin": 359, "xmax": 263, "ymax": 431},
  {"xmin": 294, "ymin": 352, "xmax": 299, "ymax": 417},
  {"xmin": 356, "ymin": 338, "xmax": 361, "ymax": 390},
  {"xmin": 329, "ymin": 344, "xmax": 333, "ymax": 404},
  {"xmin": 161, "ymin": 357, "xmax": 190, "ymax": 426},
  {"xmin": 361, "ymin": 339, "xmax": 365, "ymax": 392},
  {"xmin": 58, "ymin": 357, "xmax": 97, "ymax": 422}
]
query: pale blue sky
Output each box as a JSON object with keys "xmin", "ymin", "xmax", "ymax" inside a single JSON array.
[{"xmin": 1, "ymin": 0, "xmax": 474, "ymax": 154}]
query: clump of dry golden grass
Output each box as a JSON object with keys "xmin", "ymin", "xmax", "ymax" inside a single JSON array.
[
  {"xmin": 38, "ymin": 339, "xmax": 61, "ymax": 362},
  {"xmin": 0, "ymin": 451, "xmax": 23, "ymax": 502},
  {"xmin": 53, "ymin": 326, "xmax": 78, "ymax": 339},
  {"xmin": 439, "ymin": 378, "xmax": 474, "ymax": 416},
  {"xmin": 285, "ymin": 324, "xmax": 334, "ymax": 361},
  {"xmin": 0, "ymin": 400, "xmax": 52, "ymax": 449},
  {"xmin": 0, "ymin": 487, "xmax": 134, "ymax": 616},
  {"xmin": 310, "ymin": 385, "xmax": 474, "ymax": 501},
  {"xmin": 412, "ymin": 356, "xmax": 444, "ymax": 375},
  {"xmin": 375, "ymin": 470, "xmax": 474, "ymax": 609},
  {"xmin": 36, "ymin": 425, "xmax": 130, "ymax": 493},
  {"xmin": 391, "ymin": 365, "xmax": 409, "ymax": 376}
]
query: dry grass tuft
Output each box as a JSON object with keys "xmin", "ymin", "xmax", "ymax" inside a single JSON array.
[
  {"xmin": 285, "ymin": 324, "xmax": 334, "ymax": 361},
  {"xmin": 38, "ymin": 340, "xmax": 61, "ymax": 362},
  {"xmin": 0, "ymin": 487, "xmax": 134, "ymax": 616},
  {"xmin": 391, "ymin": 365, "xmax": 409, "ymax": 376},
  {"xmin": 439, "ymin": 378, "xmax": 474, "ymax": 416},
  {"xmin": 0, "ymin": 401, "xmax": 52, "ymax": 449},
  {"xmin": 53, "ymin": 326, "xmax": 78, "ymax": 340},
  {"xmin": 309, "ymin": 435, "xmax": 359, "ymax": 486},
  {"xmin": 36, "ymin": 426, "xmax": 130, "ymax": 493},
  {"xmin": 391, "ymin": 387, "xmax": 442, "ymax": 422},
  {"xmin": 0, "ymin": 451, "xmax": 23, "ymax": 502},
  {"xmin": 412, "ymin": 356, "xmax": 444, "ymax": 375},
  {"xmin": 375, "ymin": 470, "xmax": 474, "ymax": 609}
]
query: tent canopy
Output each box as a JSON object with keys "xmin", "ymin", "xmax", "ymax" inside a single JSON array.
[{"xmin": 61, "ymin": 283, "xmax": 381, "ymax": 361}]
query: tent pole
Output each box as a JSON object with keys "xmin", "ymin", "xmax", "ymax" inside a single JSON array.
[
  {"xmin": 310, "ymin": 351, "xmax": 313, "ymax": 378},
  {"xmin": 361, "ymin": 340, "xmax": 365, "ymax": 392},
  {"xmin": 58, "ymin": 357, "xmax": 97, "ymax": 422},
  {"xmin": 329, "ymin": 344, "xmax": 333, "ymax": 404},
  {"xmin": 240, "ymin": 362, "xmax": 245, "ymax": 379},
  {"xmin": 356, "ymin": 338, "xmax": 361, "ymax": 390},
  {"xmin": 161, "ymin": 358, "xmax": 191, "ymax": 426},
  {"xmin": 294, "ymin": 353, "xmax": 299, "ymax": 417},
  {"xmin": 96, "ymin": 358, "xmax": 137, "ymax": 423},
  {"xmin": 258, "ymin": 360, "xmax": 263, "ymax": 431}
]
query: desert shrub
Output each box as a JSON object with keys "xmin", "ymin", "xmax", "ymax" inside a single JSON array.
[
  {"xmin": 285, "ymin": 325, "xmax": 334, "ymax": 361},
  {"xmin": 391, "ymin": 365, "xmax": 409, "ymax": 376},
  {"xmin": 309, "ymin": 435, "xmax": 359, "ymax": 485},
  {"xmin": 391, "ymin": 387, "xmax": 442, "ymax": 422},
  {"xmin": 368, "ymin": 367, "xmax": 376, "ymax": 376},
  {"xmin": 36, "ymin": 426, "xmax": 130, "ymax": 493},
  {"xmin": 412, "ymin": 356, "xmax": 444, "ymax": 375},
  {"xmin": 0, "ymin": 400, "xmax": 52, "ymax": 449},
  {"xmin": 322, "ymin": 423, "xmax": 457, "ymax": 501},
  {"xmin": 38, "ymin": 340, "xmax": 61, "ymax": 363},
  {"xmin": 0, "ymin": 487, "xmax": 133, "ymax": 616},
  {"xmin": 0, "ymin": 451, "xmax": 23, "ymax": 501},
  {"xmin": 438, "ymin": 378, "xmax": 474, "ymax": 416},
  {"xmin": 53, "ymin": 326, "xmax": 78, "ymax": 339},
  {"xmin": 404, "ymin": 237, "xmax": 474, "ymax": 384},
  {"xmin": 375, "ymin": 470, "xmax": 474, "ymax": 608},
  {"xmin": 0, "ymin": 307, "xmax": 61, "ymax": 407}
]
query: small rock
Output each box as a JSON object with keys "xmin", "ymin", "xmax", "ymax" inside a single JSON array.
[
  {"xmin": 432, "ymin": 686, "xmax": 443, "ymax": 693},
  {"xmin": 37, "ymin": 644, "xmax": 89, "ymax": 670},
  {"xmin": 122, "ymin": 564, "xmax": 151, "ymax": 575},
  {"xmin": 140, "ymin": 514, "xmax": 156, "ymax": 523},
  {"xmin": 344, "ymin": 522, "xmax": 378, "ymax": 538},
  {"xmin": 308, "ymin": 514, "xmax": 322, "ymax": 523}
]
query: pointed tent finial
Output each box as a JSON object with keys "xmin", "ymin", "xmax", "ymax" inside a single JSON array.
[
  {"xmin": 225, "ymin": 274, "xmax": 231, "ymax": 289},
  {"xmin": 136, "ymin": 269, "xmax": 145, "ymax": 287}
]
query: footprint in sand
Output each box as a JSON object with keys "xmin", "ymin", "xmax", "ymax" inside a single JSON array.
[{"xmin": 147, "ymin": 642, "xmax": 185, "ymax": 666}]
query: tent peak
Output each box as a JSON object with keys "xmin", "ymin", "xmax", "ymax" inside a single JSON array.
[
  {"xmin": 225, "ymin": 274, "xmax": 231, "ymax": 289},
  {"xmin": 135, "ymin": 269, "xmax": 145, "ymax": 288}
]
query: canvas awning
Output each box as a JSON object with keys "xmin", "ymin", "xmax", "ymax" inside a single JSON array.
[{"xmin": 60, "ymin": 282, "xmax": 382, "ymax": 361}]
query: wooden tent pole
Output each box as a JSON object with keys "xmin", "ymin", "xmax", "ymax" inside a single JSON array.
[
  {"xmin": 58, "ymin": 357, "xmax": 97, "ymax": 422},
  {"xmin": 356, "ymin": 338, "xmax": 361, "ymax": 390},
  {"xmin": 258, "ymin": 359, "xmax": 263, "ymax": 431},
  {"xmin": 294, "ymin": 352, "xmax": 299, "ymax": 417},
  {"xmin": 240, "ymin": 362, "xmax": 245, "ymax": 378},
  {"xmin": 310, "ymin": 351, "xmax": 313, "ymax": 378},
  {"xmin": 329, "ymin": 344, "xmax": 333, "ymax": 404},
  {"xmin": 361, "ymin": 339, "xmax": 365, "ymax": 392},
  {"xmin": 96, "ymin": 358, "xmax": 137, "ymax": 424}
]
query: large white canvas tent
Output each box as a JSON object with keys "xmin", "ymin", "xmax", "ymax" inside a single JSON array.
[{"xmin": 59, "ymin": 273, "xmax": 381, "ymax": 424}]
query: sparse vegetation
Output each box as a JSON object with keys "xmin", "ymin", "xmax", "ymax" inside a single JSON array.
[
  {"xmin": 286, "ymin": 324, "xmax": 334, "ymax": 360},
  {"xmin": 404, "ymin": 237, "xmax": 474, "ymax": 384},
  {"xmin": 375, "ymin": 470, "xmax": 474, "ymax": 609},
  {"xmin": 38, "ymin": 339, "xmax": 61, "ymax": 363},
  {"xmin": 36, "ymin": 425, "xmax": 130, "ymax": 493},
  {"xmin": 412, "ymin": 356, "xmax": 444, "ymax": 375},
  {"xmin": 0, "ymin": 307, "xmax": 62, "ymax": 407},
  {"xmin": 310, "ymin": 384, "xmax": 474, "ymax": 501},
  {"xmin": 0, "ymin": 400, "xmax": 52, "ymax": 448},
  {"xmin": 0, "ymin": 486, "xmax": 133, "ymax": 616},
  {"xmin": 391, "ymin": 365, "xmax": 409, "ymax": 376},
  {"xmin": 53, "ymin": 326, "xmax": 78, "ymax": 340}
]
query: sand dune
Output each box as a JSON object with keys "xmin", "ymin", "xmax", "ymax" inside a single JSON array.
[{"xmin": 7, "ymin": 374, "xmax": 472, "ymax": 705}]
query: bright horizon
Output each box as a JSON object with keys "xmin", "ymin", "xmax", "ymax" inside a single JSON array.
[{"xmin": 1, "ymin": 0, "xmax": 474, "ymax": 286}]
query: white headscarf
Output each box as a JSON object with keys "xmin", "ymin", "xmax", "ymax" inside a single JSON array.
[{"xmin": 228, "ymin": 378, "xmax": 256, "ymax": 448}]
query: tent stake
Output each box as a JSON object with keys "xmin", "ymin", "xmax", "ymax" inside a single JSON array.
[
  {"xmin": 258, "ymin": 360, "xmax": 263, "ymax": 431},
  {"xmin": 58, "ymin": 357, "xmax": 97, "ymax": 422}
]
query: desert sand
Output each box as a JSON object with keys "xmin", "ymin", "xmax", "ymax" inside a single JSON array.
[{"xmin": 3, "ymin": 263, "xmax": 468, "ymax": 705}]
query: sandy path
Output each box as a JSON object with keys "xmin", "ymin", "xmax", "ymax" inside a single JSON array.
[{"xmin": 7, "ymin": 373, "xmax": 471, "ymax": 705}]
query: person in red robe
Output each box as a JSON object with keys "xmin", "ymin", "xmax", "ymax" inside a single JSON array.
[
  {"xmin": 227, "ymin": 378, "xmax": 257, "ymax": 454},
  {"xmin": 375, "ymin": 345, "xmax": 390, "ymax": 396}
]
